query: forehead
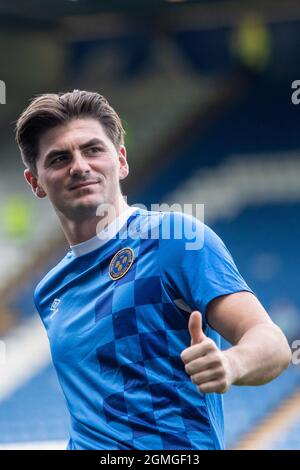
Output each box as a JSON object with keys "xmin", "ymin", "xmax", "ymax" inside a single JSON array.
[{"xmin": 38, "ymin": 118, "xmax": 112, "ymax": 157}]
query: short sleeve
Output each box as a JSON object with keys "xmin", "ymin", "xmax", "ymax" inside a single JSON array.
[{"xmin": 159, "ymin": 212, "xmax": 253, "ymax": 323}]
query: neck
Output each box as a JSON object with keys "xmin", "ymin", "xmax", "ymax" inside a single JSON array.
[{"xmin": 57, "ymin": 197, "xmax": 130, "ymax": 246}]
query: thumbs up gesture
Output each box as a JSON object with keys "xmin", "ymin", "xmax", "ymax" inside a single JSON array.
[{"xmin": 180, "ymin": 311, "xmax": 233, "ymax": 394}]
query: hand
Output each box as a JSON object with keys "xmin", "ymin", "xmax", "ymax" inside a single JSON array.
[{"xmin": 180, "ymin": 311, "xmax": 234, "ymax": 394}]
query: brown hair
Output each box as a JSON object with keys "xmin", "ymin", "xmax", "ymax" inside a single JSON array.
[{"xmin": 15, "ymin": 90, "xmax": 125, "ymax": 176}]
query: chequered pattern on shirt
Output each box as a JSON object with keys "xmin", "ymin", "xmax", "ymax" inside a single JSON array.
[{"xmin": 94, "ymin": 216, "xmax": 212, "ymax": 449}]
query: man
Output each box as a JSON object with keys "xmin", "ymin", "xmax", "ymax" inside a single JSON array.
[{"xmin": 16, "ymin": 90, "xmax": 291, "ymax": 450}]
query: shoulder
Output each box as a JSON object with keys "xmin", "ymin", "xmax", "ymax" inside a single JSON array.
[
  {"xmin": 133, "ymin": 209, "xmax": 206, "ymax": 238},
  {"xmin": 159, "ymin": 210, "xmax": 223, "ymax": 252},
  {"xmin": 34, "ymin": 251, "xmax": 72, "ymax": 304},
  {"xmin": 130, "ymin": 209, "xmax": 227, "ymax": 255}
]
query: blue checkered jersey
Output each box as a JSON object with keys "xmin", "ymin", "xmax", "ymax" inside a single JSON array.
[{"xmin": 34, "ymin": 207, "xmax": 252, "ymax": 450}]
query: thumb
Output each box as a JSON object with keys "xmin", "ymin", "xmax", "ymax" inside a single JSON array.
[{"xmin": 188, "ymin": 310, "xmax": 205, "ymax": 345}]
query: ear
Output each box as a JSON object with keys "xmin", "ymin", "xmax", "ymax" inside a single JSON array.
[
  {"xmin": 24, "ymin": 169, "xmax": 47, "ymax": 198},
  {"xmin": 119, "ymin": 146, "xmax": 129, "ymax": 181}
]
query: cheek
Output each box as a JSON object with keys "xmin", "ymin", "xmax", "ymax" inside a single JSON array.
[
  {"xmin": 100, "ymin": 160, "xmax": 119, "ymax": 179},
  {"xmin": 44, "ymin": 176, "xmax": 66, "ymax": 197}
]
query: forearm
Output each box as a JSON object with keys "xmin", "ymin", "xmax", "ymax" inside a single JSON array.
[{"xmin": 224, "ymin": 323, "xmax": 292, "ymax": 386}]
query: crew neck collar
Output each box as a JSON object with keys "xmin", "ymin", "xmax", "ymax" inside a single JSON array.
[{"xmin": 70, "ymin": 206, "xmax": 138, "ymax": 258}]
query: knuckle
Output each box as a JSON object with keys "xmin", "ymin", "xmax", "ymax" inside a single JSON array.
[
  {"xmin": 216, "ymin": 366, "xmax": 226, "ymax": 378},
  {"xmin": 211, "ymin": 350, "xmax": 223, "ymax": 365},
  {"xmin": 181, "ymin": 351, "xmax": 188, "ymax": 364},
  {"xmin": 205, "ymin": 338, "xmax": 215, "ymax": 349},
  {"xmin": 218, "ymin": 379, "xmax": 228, "ymax": 394}
]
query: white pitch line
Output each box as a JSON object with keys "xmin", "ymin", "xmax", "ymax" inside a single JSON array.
[{"xmin": 0, "ymin": 440, "xmax": 67, "ymax": 450}]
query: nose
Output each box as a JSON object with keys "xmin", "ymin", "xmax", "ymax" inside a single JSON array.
[{"xmin": 69, "ymin": 150, "xmax": 91, "ymax": 178}]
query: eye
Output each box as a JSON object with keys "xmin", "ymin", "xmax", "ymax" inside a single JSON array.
[
  {"xmin": 86, "ymin": 146, "xmax": 103, "ymax": 155},
  {"xmin": 51, "ymin": 155, "xmax": 67, "ymax": 165}
]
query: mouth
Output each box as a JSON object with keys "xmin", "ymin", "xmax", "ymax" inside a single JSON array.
[{"xmin": 69, "ymin": 181, "xmax": 100, "ymax": 191}]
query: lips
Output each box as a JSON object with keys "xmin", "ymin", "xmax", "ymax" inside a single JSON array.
[{"xmin": 69, "ymin": 181, "xmax": 99, "ymax": 190}]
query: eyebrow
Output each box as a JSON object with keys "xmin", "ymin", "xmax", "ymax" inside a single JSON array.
[{"xmin": 43, "ymin": 138, "xmax": 107, "ymax": 165}]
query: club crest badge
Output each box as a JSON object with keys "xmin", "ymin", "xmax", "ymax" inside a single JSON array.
[{"xmin": 109, "ymin": 247, "xmax": 134, "ymax": 280}]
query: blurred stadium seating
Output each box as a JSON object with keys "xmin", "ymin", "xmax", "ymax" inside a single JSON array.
[{"xmin": 1, "ymin": 0, "xmax": 300, "ymax": 450}]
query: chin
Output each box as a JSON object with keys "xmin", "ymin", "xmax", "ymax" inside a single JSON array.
[{"xmin": 76, "ymin": 195, "xmax": 107, "ymax": 214}]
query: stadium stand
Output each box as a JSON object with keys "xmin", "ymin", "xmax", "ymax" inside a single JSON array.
[
  {"xmin": 1, "ymin": 5, "xmax": 300, "ymax": 449},
  {"xmin": 2, "ymin": 95, "xmax": 300, "ymax": 449}
]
